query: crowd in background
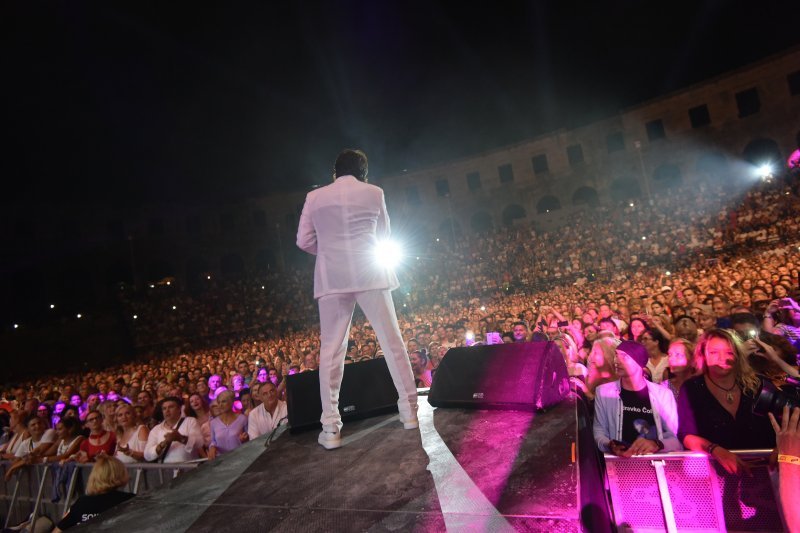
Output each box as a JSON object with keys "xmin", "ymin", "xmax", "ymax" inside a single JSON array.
[{"xmin": 2, "ymin": 175, "xmax": 800, "ymax": 524}]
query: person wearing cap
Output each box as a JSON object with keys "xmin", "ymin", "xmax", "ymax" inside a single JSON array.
[{"xmin": 593, "ymin": 340, "xmax": 682, "ymax": 456}]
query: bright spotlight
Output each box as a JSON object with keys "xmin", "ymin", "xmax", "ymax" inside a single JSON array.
[
  {"xmin": 757, "ymin": 163, "xmax": 773, "ymax": 179},
  {"xmin": 13, "ymin": 324, "xmax": 19, "ymax": 329},
  {"xmin": 49, "ymin": 304, "xmax": 55, "ymax": 309},
  {"xmin": 374, "ymin": 239, "xmax": 403, "ymax": 269}
]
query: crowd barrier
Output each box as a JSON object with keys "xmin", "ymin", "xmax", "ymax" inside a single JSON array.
[
  {"xmin": 604, "ymin": 450, "xmax": 784, "ymax": 532},
  {"xmin": 0, "ymin": 459, "xmax": 203, "ymax": 528}
]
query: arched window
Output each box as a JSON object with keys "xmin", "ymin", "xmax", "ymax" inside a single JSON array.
[
  {"xmin": 742, "ymin": 138, "xmax": 782, "ymax": 166},
  {"xmin": 536, "ymin": 195, "xmax": 561, "ymax": 214},
  {"xmin": 502, "ymin": 204, "xmax": 527, "ymax": 226}
]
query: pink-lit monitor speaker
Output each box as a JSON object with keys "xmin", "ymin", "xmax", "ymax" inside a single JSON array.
[
  {"xmin": 604, "ymin": 451, "xmax": 783, "ymax": 532},
  {"xmin": 428, "ymin": 341, "xmax": 570, "ymax": 411}
]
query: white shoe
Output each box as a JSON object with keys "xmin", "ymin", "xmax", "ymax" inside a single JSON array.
[
  {"xmin": 318, "ymin": 428, "xmax": 342, "ymax": 450},
  {"xmin": 400, "ymin": 417, "xmax": 419, "ymax": 430}
]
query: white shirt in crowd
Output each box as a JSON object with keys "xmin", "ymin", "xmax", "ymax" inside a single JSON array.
[
  {"xmin": 247, "ymin": 401, "xmax": 288, "ymax": 440},
  {"xmin": 144, "ymin": 417, "xmax": 203, "ymax": 463},
  {"xmin": 15, "ymin": 429, "xmax": 57, "ymax": 458}
]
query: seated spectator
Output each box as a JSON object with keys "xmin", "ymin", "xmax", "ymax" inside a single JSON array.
[
  {"xmin": 677, "ymin": 329, "xmax": 776, "ymax": 474},
  {"xmin": 247, "ymin": 381, "xmax": 287, "ymax": 440},
  {"xmin": 662, "ymin": 338, "xmax": 699, "ymax": 399},
  {"xmin": 593, "ymin": 340, "xmax": 681, "ymax": 455},
  {"xmin": 74, "ymin": 411, "xmax": 117, "ymax": 463},
  {"xmin": 53, "ymin": 455, "xmax": 134, "ymax": 531},
  {"xmin": 144, "ymin": 396, "xmax": 203, "ymax": 463},
  {"xmin": 114, "ymin": 403, "xmax": 149, "ymax": 463},
  {"xmin": 208, "ymin": 391, "xmax": 248, "ymax": 460}
]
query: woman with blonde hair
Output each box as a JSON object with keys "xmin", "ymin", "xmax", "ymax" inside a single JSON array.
[
  {"xmin": 662, "ymin": 338, "xmax": 699, "ymax": 399},
  {"xmin": 114, "ymin": 403, "xmax": 149, "ymax": 463},
  {"xmin": 677, "ymin": 329, "xmax": 775, "ymax": 475},
  {"xmin": 53, "ymin": 455, "xmax": 134, "ymax": 531},
  {"xmin": 574, "ymin": 338, "xmax": 618, "ymax": 400}
]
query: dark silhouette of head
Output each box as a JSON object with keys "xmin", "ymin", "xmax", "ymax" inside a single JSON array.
[{"xmin": 335, "ymin": 149, "xmax": 368, "ymax": 181}]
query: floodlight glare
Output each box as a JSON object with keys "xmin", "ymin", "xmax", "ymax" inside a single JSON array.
[
  {"xmin": 757, "ymin": 164, "xmax": 773, "ymax": 179},
  {"xmin": 374, "ymin": 239, "xmax": 403, "ymax": 269}
]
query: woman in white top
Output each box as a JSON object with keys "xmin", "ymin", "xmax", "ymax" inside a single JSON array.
[
  {"xmin": 39, "ymin": 418, "xmax": 84, "ymax": 464},
  {"xmin": 114, "ymin": 403, "xmax": 149, "ymax": 463},
  {"xmin": 0, "ymin": 410, "xmax": 29, "ymax": 460}
]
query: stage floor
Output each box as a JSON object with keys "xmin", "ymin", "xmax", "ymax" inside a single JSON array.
[{"xmin": 90, "ymin": 396, "xmax": 579, "ymax": 532}]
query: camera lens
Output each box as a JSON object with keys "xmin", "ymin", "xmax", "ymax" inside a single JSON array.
[{"xmin": 753, "ymin": 377, "xmax": 800, "ymax": 422}]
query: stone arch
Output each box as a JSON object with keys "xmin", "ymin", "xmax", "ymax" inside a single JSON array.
[
  {"xmin": 220, "ymin": 253, "xmax": 245, "ymax": 278},
  {"xmin": 610, "ymin": 176, "xmax": 642, "ymax": 202},
  {"xmin": 571, "ymin": 186, "xmax": 599, "ymax": 207},
  {"xmin": 653, "ymin": 163, "xmax": 682, "ymax": 188},
  {"xmin": 742, "ymin": 137, "xmax": 782, "ymax": 166},
  {"xmin": 470, "ymin": 211, "xmax": 493, "ymax": 232},
  {"xmin": 536, "ymin": 195, "xmax": 561, "ymax": 214},
  {"xmin": 501, "ymin": 204, "xmax": 527, "ymax": 226}
]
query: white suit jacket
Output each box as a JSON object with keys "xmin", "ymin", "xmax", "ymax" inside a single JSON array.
[{"xmin": 296, "ymin": 175, "xmax": 399, "ymax": 299}]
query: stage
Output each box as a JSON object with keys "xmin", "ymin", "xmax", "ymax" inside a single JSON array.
[{"xmin": 89, "ymin": 395, "xmax": 580, "ymax": 532}]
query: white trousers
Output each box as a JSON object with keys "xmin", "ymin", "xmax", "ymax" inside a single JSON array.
[{"xmin": 317, "ymin": 289, "xmax": 418, "ymax": 431}]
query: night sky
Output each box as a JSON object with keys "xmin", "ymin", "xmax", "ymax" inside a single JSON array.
[{"xmin": 3, "ymin": 0, "xmax": 799, "ymax": 209}]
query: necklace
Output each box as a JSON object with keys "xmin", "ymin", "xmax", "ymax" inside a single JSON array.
[{"xmin": 706, "ymin": 375, "xmax": 737, "ymax": 404}]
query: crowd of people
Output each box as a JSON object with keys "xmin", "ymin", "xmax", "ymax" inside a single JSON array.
[{"xmin": 2, "ymin": 173, "xmax": 800, "ymax": 528}]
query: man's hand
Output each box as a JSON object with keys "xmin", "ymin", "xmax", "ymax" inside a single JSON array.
[
  {"xmin": 608, "ymin": 440, "xmax": 629, "ymax": 456},
  {"xmin": 769, "ymin": 405, "xmax": 800, "ymax": 457},
  {"xmin": 622, "ymin": 438, "xmax": 660, "ymax": 457},
  {"xmin": 239, "ymin": 431, "xmax": 249, "ymax": 443},
  {"xmin": 164, "ymin": 430, "xmax": 186, "ymax": 444}
]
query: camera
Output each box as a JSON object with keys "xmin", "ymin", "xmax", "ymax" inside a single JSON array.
[{"xmin": 753, "ymin": 376, "xmax": 800, "ymax": 421}]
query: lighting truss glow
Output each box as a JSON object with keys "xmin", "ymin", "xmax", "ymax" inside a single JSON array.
[{"xmin": 374, "ymin": 239, "xmax": 404, "ymax": 269}]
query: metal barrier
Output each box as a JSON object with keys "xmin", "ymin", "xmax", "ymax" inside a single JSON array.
[
  {"xmin": 0, "ymin": 460, "xmax": 203, "ymax": 529},
  {"xmin": 604, "ymin": 450, "xmax": 785, "ymax": 532}
]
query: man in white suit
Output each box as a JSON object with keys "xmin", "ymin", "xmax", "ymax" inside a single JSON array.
[{"xmin": 296, "ymin": 149, "xmax": 418, "ymax": 450}]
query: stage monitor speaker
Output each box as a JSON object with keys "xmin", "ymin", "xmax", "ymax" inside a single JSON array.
[
  {"xmin": 286, "ymin": 357, "xmax": 399, "ymax": 433},
  {"xmin": 428, "ymin": 341, "xmax": 569, "ymax": 411}
]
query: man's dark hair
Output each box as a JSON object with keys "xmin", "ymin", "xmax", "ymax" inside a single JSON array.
[
  {"xmin": 512, "ymin": 321, "xmax": 527, "ymax": 329},
  {"xmin": 335, "ymin": 149, "xmax": 368, "ymax": 181},
  {"xmin": 162, "ymin": 396, "xmax": 183, "ymax": 408}
]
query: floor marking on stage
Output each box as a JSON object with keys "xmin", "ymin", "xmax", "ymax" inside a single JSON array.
[
  {"xmin": 417, "ymin": 399, "xmax": 515, "ymax": 532},
  {"xmin": 340, "ymin": 413, "xmax": 402, "ymax": 446}
]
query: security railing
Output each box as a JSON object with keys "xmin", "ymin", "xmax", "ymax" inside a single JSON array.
[
  {"xmin": 604, "ymin": 450, "xmax": 784, "ymax": 532},
  {"xmin": 0, "ymin": 460, "xmax": 203, "ymax": 529}
]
